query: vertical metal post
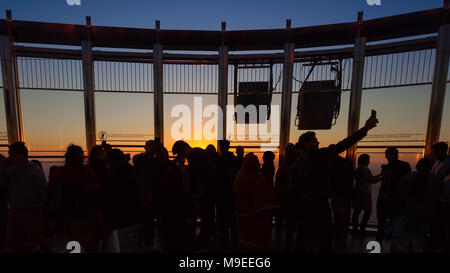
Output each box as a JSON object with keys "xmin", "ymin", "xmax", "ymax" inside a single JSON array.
[
  {"xmin": 279, "ymin": 19, "xmax": 294, "ymax": 163},
  {"xmin": 346, "ymin": 12, "xmax": 366, "ymax": 165},
  {"xmin": 218, "ymin": 22, "xmax": 228, "ymax": 142},
  {"xmin": 153, "ymin": 20, "xmax": 164, "ymax": 144},
  {"xmin": 1, "ymin": 35, "xmax": 21, "ymax": 145},
  {"xmin": 425, "ymin": 18, "xmax": 450, "ymax": 156},
  {"xmin": 1, "ymin": 10, "xmax": 23, "ymax": 145},
  {"xmin": 233, "ymin": 63, "xmax": 238, "ymax": 111},
  {"xmin": 81, "ymin": 39, "xmax": 96, "ymax": 154}
]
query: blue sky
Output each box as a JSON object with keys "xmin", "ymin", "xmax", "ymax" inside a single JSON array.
[{"xmin": 0, "ymin": 0, "xmax": 444, "ymax": 30}]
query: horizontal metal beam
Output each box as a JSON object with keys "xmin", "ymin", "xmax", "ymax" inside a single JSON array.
[
  {"xmin": 0, "ymin": 8, "xmax": 446, "ymax": 51},
  {"xmin": 230, "ymin": 145, "xmax": 280, "ymax": 149},
  {"xmin": 357, "ymin": 145, "xmax": 425, "ymax": 149},
  {"xmin": 11, "ymin": 36, "xmax": 438, "ymax": 64}
]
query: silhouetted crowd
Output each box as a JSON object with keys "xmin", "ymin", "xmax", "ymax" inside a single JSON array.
[{"xmin": 0, "ymin": 115, "xmax": 449, "ymax": 253}]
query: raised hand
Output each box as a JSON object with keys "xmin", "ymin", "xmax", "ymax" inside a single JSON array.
[{"xmin": 364, "ymin": 115, "xmax": 379, "ymax": 131}]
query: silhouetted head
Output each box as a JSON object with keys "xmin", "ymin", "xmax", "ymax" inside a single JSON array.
[
  {"xmin": 31, "ymin": 159, "xmax": 43, "ymax": 170},
  {"xmin": 294, "ymin": 142, "xmax": 302, "ymax": 153},
  {"xmin": 172, "ymin": 140, "xmax": 191, "ymax": 157},
  {"xmin": 285, "ymin": 143, "xmax": 297, "ymax": 161},
  {"xmin": 89, "ymin": 145, "xmax": 105, "ymax": 165},
  {"xmin": 263, "ymin": 151, "xmax": 275, "ymax": 163},
  {"xmin": 385, "ymin": 147, "xmax": 399, "ymax": 163},
  {"xmin": 155, "ymin": 147, "xmax": 169, "ymax": 162},
  {"xmin": 49, "ymin": 165, "xmax": 58, "ymax": 177},
  {"xmin": 218, "ymin": 140, "xmax": 230, "ymax": 155},
  {"xmin": 65, "ymin": 144, "xmax": 84, "ymax": 167},
  {"xmin": 431, "ymin": 142, "xmax": 448, "ymax": 161},
  {"xmin": 236, "ymin": 146, "xmax": 244, "ymax": 158},
  {"xmin": 242, "ymin": 152, "xmax": 260, "ymax": 172},
  {"xmin": 416, "ymin": 157, "xmax": 433, "ymax": 173},
  {"xmin": 8, "ymin": 142, "xmax": 29, "ymax": 165},
  {"xmin": 206, "ymin": 144, "xmax": 217, "ymax": 154},
  {"xmin": 358, "ymin": 154, "xmax": 370, "ymax": 167},
  {"xmin": 149, "ymin": 142, "xmax": 165, "ymax": 156},
  {"xmin": 145, "ymin": 140, "xmax": 155, "ymax": 153},
  {"xmin": 106, "ymin": 149, "xmax": 127, "ymax": 174},
  {"xmin": 298, "ymin": 131, "xmax": 319, "ymax": 152},
  {"xmin": 0, "ymin": 153, "xmax": 5, "ymax": 162},
  {"xmin": 101, "ymin": 141, "xmax": 112, "ymax": 154}
]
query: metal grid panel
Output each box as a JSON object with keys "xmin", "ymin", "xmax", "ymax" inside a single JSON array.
[
  {"xmin": 17, "ymin": 57, "xmax": 83, "ymax": 91},
  {"xmin": 163, "ymin": 63, "xmax": 218, "ymax": 94},
  {"xmin": 94, "ymin": 61, "xmax": 153, "ymax": 93},
  {"xmin": 363, "ymin": 49, "xmax": 435, "ymax": 89},
  {"xmin": 228, "ymin": 61, "xmax": 283, "ymax": 94},
  {"xmin": 292, "ymin": 58, "xmax": 353, "ymax": 92}
]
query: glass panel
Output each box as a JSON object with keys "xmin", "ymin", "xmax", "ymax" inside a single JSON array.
[
  {"xmin": 21, "ymin": 90, "xmax": 86, "ymax": 152},
  {"xmin": 95, "ymin": 92, "xmax": 154, "ymax": 159},
  {"xmin": 359, "ymin": 85, "xmax": 430, "ymax": 148}
]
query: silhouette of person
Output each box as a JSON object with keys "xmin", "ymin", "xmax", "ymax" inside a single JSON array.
[
  {"xmin": 172, "ymin": 140, "xmax": 213, "ymax": 250},
  {"xmin": 215, "ymin": 140, "xmax": 238, "ymax": 247},
  {"xmin": 132, "ymin": 140, "xmax": 157, "ymax": 250},
  {"xmin": 152, "ymin": 146, "xmax": 187, "ymax": 252},
  {"xmin": 429, "ymin": 142, "xmax": 450, "ymax": 251},
  {"xmin": 376, "ymin": 147, "xmax": 411, "ymax": 242},
  {"xmin": 89, "ymin": 145, "xmax": 108, "ymax": 188},
  {"xmin": 234, "ymin": 153, "xmax": 278, "ymax": 253},
  {"xmin": 291, "ymin": 115, "xmax": 378, "ymax": 253},
  {"xmin": 100, "ymin": 149, "xmax": 147, "ymax": 252},
  {"xmin": 351, "ymin": 154, "xmax": 381, "ymax": 235},
  {"xmin": 205, "ymin": 144, "xmax": 218, "ymax": 159},
  {"xmin": 30, "ymin": 159, "xmax": 43, "ymax": 171},
  {"xmin": 274, "ymin": 143, "xmax": 297, "ymax": 252},
  {"xmin": 261, "ymin": 151, "xmax": 276, "ymax": 189},
  {"xmin": 431, "ymin": 142, "xmax": 450, "ymax": 178},
  {"xmin": 101, "ymin": 140, "xmax": 112, "ymax": 155},
  {"xmin": 48, "ymin": 144, "xmax": 98, "ymax": 253},
  {"xmin": 391, "ymin": 157, "xmax": 440, "ymax": 252},
  {"xmin": 236, "ymin": 146, "xmax": 245, "ymax": 171},
  {"xmin": 173, "ymin": 152, "xmax": 195, "ymax": 245},
  {"xmin": 0, "ymin": 153, "xmax": 7, "ymax": 250},
  {"xmin": 330, "ymin": 155, "xmax": 354, "ymax": 250},
  {"xmin": 443, "ymin": 160, "xmax": 450, "ymax": 251},
  {"xmin": 2, "ymin": 142, "xmax": 47, "ymax": 252}
]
